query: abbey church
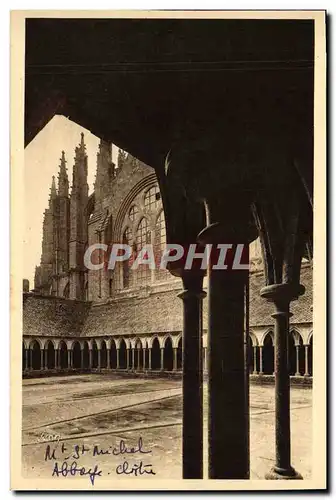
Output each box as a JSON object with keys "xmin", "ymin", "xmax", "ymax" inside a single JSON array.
[{"xmin": 23, "ymin": 134, "xmax": 313, "ymax": 379}]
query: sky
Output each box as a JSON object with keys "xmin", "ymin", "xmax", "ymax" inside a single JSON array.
[{"xmin": 23, "ymin": 115, "xmax": 119, "ymax": 289}]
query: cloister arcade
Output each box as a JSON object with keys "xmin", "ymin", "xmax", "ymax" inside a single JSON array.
[{"xmin": 22, "ymin": 330, "xmax": 312, "ymax": 377}]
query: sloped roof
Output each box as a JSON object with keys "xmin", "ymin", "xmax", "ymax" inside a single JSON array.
[{"xmin": 23, "ymin": 294, "xmax": 90, "ymax": 337}]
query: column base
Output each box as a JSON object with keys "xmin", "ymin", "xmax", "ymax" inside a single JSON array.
[{"xmin": 265, "ymin": 466, "xmax": 303, "ymax": 480}]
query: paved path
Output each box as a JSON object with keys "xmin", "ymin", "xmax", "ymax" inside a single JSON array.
[{"xmin": 22, "ymin": 374, "xmax": 312, "ymax": 484}]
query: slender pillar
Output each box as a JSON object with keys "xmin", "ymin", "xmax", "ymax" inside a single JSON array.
[
  {"xmin": 44, "ymin": 349, "xmax": 48, "ymax": 370},
  {"xmin": 126, "ymin": 348, "xmax": 129, "ymax": 370},
  {"xmin": 295, "ymin": 345, "xmax": 300, "ymax": 376},
  {"xmin": 89, "ymin": 349, "xmax": 93, "ymax": 369},
  {"xmin": 81, "ymin": 349, "xmax": 84, "ymax": 369},
  {"xmin": 143, "ymin": 348, "xmax": 146, "ymax": 370},
  {"xmin": 40, "ymin": 349, "xmax": 44, "ymax": 370},
  {"xmin": 259, "ymin": 346, "xmax": 263, "ymax": 374},
  {"xmin": 137, "ymin": 349, "xmax": 141, "ymax": 371},
  {"xmin": 107, "ymin": 349, "xmax": 111, "ymax": 369},
  {"xmin": 132, "ymin": 348, "xmax": 135, "ymax": 370},
  {"xmin": 116, "ymin": 348, "xmax": 120, "ymax": 369},
  {"xmin": 148, "ymin": 348, "xmax": 152, "ymax": 370},
  {"xmin": 160, "ymin": 347, "xmax": 164, "ymax": 371},
  {"xmin": 29, "ymin": 349, "xmax": 33, "ymax": 370},
  {"xmin": 261, "ymin": 283, "xmax": 304, "ymax": 480},
  {"xmin": 54, "ymin": 349, "xmax": 58, "ymax": 370},
  {"xmin": 97, "ymin": 349, "xmax": 101, "ymax": 370},
  {"xmin": 25, "ymin": 349, "xmax": 28, "ymax": 371},
  {"xmin": 177, "ymin": 271, "xmax": 205, "ymax": 479},
  {"xmin": 304, "ymin": 345, "xmax": 309, "ymax": 376},
  {"xmin": 173, "ymin": 348, "xmax": 178, "ymax": 371},
  {"xmin": 253, "ymin": 346, "xmax": 258, "ymax": 374},
  {"xmin": 67, "ymin": 350, "xmax": 71, "ymax": 368}
]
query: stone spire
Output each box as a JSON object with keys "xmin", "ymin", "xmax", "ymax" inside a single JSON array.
[
  {"xmin": 71, "ymin": 132, "xmax": 88, "ymax": 193},
  {"xmin": 58, "ymin": 150, "xmax": 69, "ymax": 197},
  {"xmin": 94, "ymin": 139, "xmax": 114, "ymax": 202},
  {"xmin": 49, "ymin": 175, "xmax": 57, "ymax": 203},
  {"xmin": 69, "ymin": 132, "xmax": 89, "ymax": 300}
]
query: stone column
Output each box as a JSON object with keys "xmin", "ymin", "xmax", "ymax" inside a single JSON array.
[
  {"xmin": 44, "ymin": 349, "xmax": 48, "ymax": 370},
  {"xmin": 259, "ymin": 346, "xmax": 263, "ymax": 374},
  {"xmin": 295, "ymin": 345, "xmax": 300, "ymax": 376},
  {"xmin": 81, "ymin": 349, "xmax": 84, "ymax": 369},
  {"xmin": 173, "ymin": 348, "xmax": 178, "ymax": 371},
  {"xmin": 160, "ymin": 347, "xmax": 164, "ymax": 371},
  {"xmin": 29, "ymin": 349, "xmax": 33, "ymax": 370},
  {"xmin": 126, "ymin": 348, "xmax": 129, "ymax": 370},
  {"xmin": 107, "ymin": 349, "xmax": 111, "ymax": 369},
  {"xmin": 40, "ymin": 349, "xmax": 44, "ymax": 370},
  {"xmin": 261, "ymin": 283, "xmax": 304, "ymax": 480},
  {"xmin": 97, "ymin": 349, "xmax": 101, "ymax": 370},
  {"xmin": 67, "ymin": 349, "xmax": 72, "ymax": 369},
  {"xmin": 143, "ymin": 348, "xmax": 146, "ymax": 370},
  {"xmin": 148, "ymin": 348, "xmax": 152, "ymax": 370},
  {"xmin": 117, "ymin": 348, "xmax": 120, "ymax": 369},
  {"xmin": 177, "ymin": 271, "xmax": 205, "ymax": 479},
  {"xmin": 198, "ymin": 223, "xmax": 250, "ymax": 479},
  {"xmin": 304, "ymin": 345, "xmax": 309, "ymax": 376},
  {"xmin": 131, "ymin": 348, "xmax": 135, "ymax": 370},
  {"xmin": 25, "ymin": 349, "xmax": 29, "ymax": 371},
  {"xmin": 137, "ymin": 349, "xmax": 141, "ymax": 371},
  {"xmin": 89, "ymin": 349, "xmax": 93, "ymax": 369},
  {"xmin": 54, "ymin": 349, "xmax": 58, "ymax": 370},
  {"xmin": 253, "ymin": 346, "xmax": 258, "ymax": 374}
]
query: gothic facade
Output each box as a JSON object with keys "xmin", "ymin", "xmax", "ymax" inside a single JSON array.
[{"xmin": 25, "ymin": 134, "xmax": 313, "ymax": 379}]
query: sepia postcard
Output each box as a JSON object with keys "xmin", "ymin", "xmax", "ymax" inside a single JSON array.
[{"xmin": 11, "ymin": 10, "xmax": 327, "ymax": 491}]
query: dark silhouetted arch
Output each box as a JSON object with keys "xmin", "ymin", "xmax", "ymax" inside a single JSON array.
[
  {"xmin": 151, "ymin": 337, "xmax": 161, "ymax": 370},
  {"xmin": 263, "ymin": 333, "xmax": 274, "ymax": 375},
  {"xmin": 72, "ymin": 342, "xmax": 81, "ymax": 369}
]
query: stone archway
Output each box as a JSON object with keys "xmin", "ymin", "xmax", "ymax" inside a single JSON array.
[
  {"xmin": 164, "ymin": 337, "xmax": 173, "ymax": 371},
  {"xmin": 59, "ymin": 341, "xmax": 68, "ymax": 369},
  {"xmin": 151, "ymin": 337, "xmax": 161, "ymax": 370},
  {"xmin": 110, "ymin": 339, "xmax": 118, "ymax": 368},
  {"xmin": 263, "ymin": 333, "xmax": 274, "ymax": 375},
  {"xmin": 101, "ymin": 340, "xmax": 107, "ymax": 368},
  {"xmin": 92, "ymin": 340, "xmax": 98, "ymax": 368},
  {"xmin": 72, "ymin": 341, "xmax": 81, "ymax": 369},
  {"xmin": 31, "ymin": 340, "xmax": 41, "ymax": 370},
  {"xmin": 83, "ymin": 341, "xmax": 90, "ymax": 370},
  {"xmin": 119, "ymin": 339, "xmax": 127, "ymax": 369},
  {"xmin": 45, "ymin": 340, "xmax": 55, "ymax": 369}
]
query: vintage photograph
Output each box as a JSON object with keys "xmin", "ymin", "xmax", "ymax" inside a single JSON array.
[{"xmin": 11, "ymin": 11, "xmax": 326, "ymax": 490}]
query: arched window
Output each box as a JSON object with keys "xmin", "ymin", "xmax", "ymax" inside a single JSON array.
[
  {"xmin": 134, "ymin": 218, "xmax": 151, "ymax": 284},
  {"xmin": 144, "ymin": 185, "xmax": 161, "ymax": 210},
  {"xmin": 123, "ymin": 227, "xmax": 133, "ymax": 288},
  {"xmin": 129, "ymin": 205, "xmax": 139, "ymax": 221},
  {"xmin": 155, "ymin": 211, "xmax": 166, "ymax": 279}
]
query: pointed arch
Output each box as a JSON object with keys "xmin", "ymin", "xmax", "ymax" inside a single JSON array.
[
  {"xmin": 119, "ymin": 338, "xmax": 127, "ymax": 369},
  {"xmin": 151, "ymin": 337, "xmax": 161, "ymax": 370},
  {"xmin": 72, "ymin": 341, "xmax": 81, "ymax": 369},
  {"xmin": 45, "ymin": 340, "xmax": 55, "ymax": 369}
]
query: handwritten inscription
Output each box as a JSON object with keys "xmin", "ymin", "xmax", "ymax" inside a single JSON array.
[{"xmin": 45, "ymin": 437, "xmax": 156, "ymax": 485}]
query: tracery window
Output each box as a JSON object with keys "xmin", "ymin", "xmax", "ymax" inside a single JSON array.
[
  {"xmin": 123, "ymin": 227, "xmax": 133, "ymax": 288},
  {"xmin": 129, "ymin": 205, "xmax": 139, "ymax": 221},
  {"xmin": 134, "ymin": 218, "xmax": 151, "ymax": 284},
  {"xmin": 154, "ymin": 211, "xmax": 166, "ymax": 278},
  {"xmin": 144, "ymin": 185, "xmax": 161, "ymax": 210}
]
